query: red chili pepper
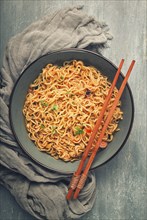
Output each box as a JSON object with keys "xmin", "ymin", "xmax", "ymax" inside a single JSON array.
[{"xmin": 85, "ymin": 128, "xmax": 92, "ymax": 133}]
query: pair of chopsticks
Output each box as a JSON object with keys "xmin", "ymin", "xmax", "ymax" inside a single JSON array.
[{"xmin": 66, "ymin": 59, "xmax": 135, "ymax": 200}]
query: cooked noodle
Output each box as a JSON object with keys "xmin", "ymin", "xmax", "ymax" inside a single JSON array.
[{"xmin": 23, "ymin": 60, "xmax": 123, "ymax": 161}]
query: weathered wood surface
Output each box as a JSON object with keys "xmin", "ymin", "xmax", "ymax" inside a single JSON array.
[{"xmin": 0, "ymin": 0, "xmax": 146, "ymax": 220}]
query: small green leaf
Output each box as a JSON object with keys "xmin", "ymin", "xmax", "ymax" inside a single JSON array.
[
  {"xmin": 66, "ymin": 91, "xmax": 70, "ymax": 94},
  {"xmin": 40, "ymin": 100, "xmax": 48, "ymax": 107},
  {"xmin": 40, "ymin": 124, "xmax": 45, "ymax": 129},
  {"xmin": 51, "ymin": 104, "xmax": 58, "ymax": 111},
  {"xmin": 51, "ymin": 126, "xmax": 57, "ymax": 134},
  {"xmin": 74, "ymin": 126, "xmax": 84, "ymax": 135}
]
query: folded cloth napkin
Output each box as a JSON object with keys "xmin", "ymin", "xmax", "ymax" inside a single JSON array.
[{"xmin": 0, "ymin": 5, "xmax": 112, "ymax": 220}]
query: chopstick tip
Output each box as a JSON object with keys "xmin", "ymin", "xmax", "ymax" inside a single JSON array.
[
  {"xmin": 66, "ymin": 188, "xmax": 73, "ymax": 200},
  {"xmin": 131, "ymin": 60, "xmax": 136, "ymax": 68},
  {"xmin": 73, "ymin": 188, "xmax": 80, "ymax": 199},
  {"xmin": 132, "ymin": 60, "xmax": 136, "ymax": 63}
]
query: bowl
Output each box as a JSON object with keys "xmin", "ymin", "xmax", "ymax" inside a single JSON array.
[{"xmin": 10, "ymin": 48, "xmax": 134, "ymax": 173}]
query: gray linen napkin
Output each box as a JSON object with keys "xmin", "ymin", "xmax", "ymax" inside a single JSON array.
[{"xmin": 0, "ymin": 6, "xmax": 112, "ymax": 220}]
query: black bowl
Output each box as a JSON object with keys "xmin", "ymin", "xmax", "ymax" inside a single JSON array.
[{"xmin": 10, "ymin": 48, "xmax": 134, "ymax": 174}]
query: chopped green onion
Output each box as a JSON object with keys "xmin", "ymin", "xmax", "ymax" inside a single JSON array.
[
  {"xmin": 74, "ymin": 126, "xmax": 84, "ymax": 135},
  {"xmin": 51, "ymin": 126, "xmax": 57, "ymax": 134},
  {"xmin": 51, "ymin": 104, "xmax": 58, "ymax": 111},
  {"xmin": 66, "ymin": 91, "xmax": 70, "ymax": 94},
  {"xmin": 40, "ymin": 124, "xmax": 45, "ymax": 129},
  {"xmin": 40, "ymin": 100, "xmax": 48, "ymax": 107}
]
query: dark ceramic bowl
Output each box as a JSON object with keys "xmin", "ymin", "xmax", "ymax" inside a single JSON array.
[{"xmin": 10, "ymin": 48, "xmax": 134, "ymax": 173}]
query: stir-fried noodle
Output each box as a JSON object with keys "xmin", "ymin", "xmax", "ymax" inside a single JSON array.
[{"xmin": 23, "ymin": 60, "xmax": 123, "ymax": 161}]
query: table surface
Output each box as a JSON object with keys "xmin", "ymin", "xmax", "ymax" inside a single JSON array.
[{"xmin": 0, "ymin": 0, "xmax": 146, "ymax": 220}]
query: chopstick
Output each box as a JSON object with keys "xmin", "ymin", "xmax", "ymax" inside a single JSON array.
[
  {"xmin": 66, "ymin": 59, "xmax": 125, "ymax": 200},
  {"xmin": 73, "ymin": 60, "xmax": 135, "ymax": 199}
]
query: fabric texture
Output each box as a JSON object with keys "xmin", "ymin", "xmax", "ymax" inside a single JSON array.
[{"xmin": 0, "ymin": 6, "xmax": 112, "ymax": 220}]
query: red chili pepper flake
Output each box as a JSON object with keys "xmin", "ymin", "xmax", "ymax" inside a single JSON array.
[{"xmin": 85, "ymin": 128, "xmax": 92, "ymax": 133}]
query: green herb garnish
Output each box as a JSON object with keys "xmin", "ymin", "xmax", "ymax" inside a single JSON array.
[
  {"xmin": 74, "ymin": 126, "xmax": 84, "ymax": 135},
  {"xmin": 66, "ymin": 91, "xmax": 70, "ymax": 94},
  {"xmin": 51, "ymin": 104, "xmax": 58, "ymax": 111},
  {"xmin": 60, "ymin": 76, "xmax": 64, "ymax": 80},
  {"xmin": 51, "ymin": 126, "xmax": 57, "ymax": 134},
  {"xmin": 40, "ymin": 100, "xmax": 48, "ymax": 107},
  {"xmin": 40, "ymin": 124, "xmax": 45, "ymax": 129}
]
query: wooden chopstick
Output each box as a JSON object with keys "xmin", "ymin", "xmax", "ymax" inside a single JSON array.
[
  {"xmin": 73, "ymin": 60, "xmax": 135, "ymax": 199},
  {"xmin": 66, "ymin": 59, "xmax": 125, "ymax": 200}
]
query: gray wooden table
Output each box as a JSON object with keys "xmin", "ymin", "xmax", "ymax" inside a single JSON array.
[{"xmin": 0, "ymin": 0, "xmax": 146, "ymax": 220}]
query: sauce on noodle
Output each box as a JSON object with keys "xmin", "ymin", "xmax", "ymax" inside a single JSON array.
[{"xmin": 23, "ymin": 60, "xmax": 123, "ymax": 162}]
